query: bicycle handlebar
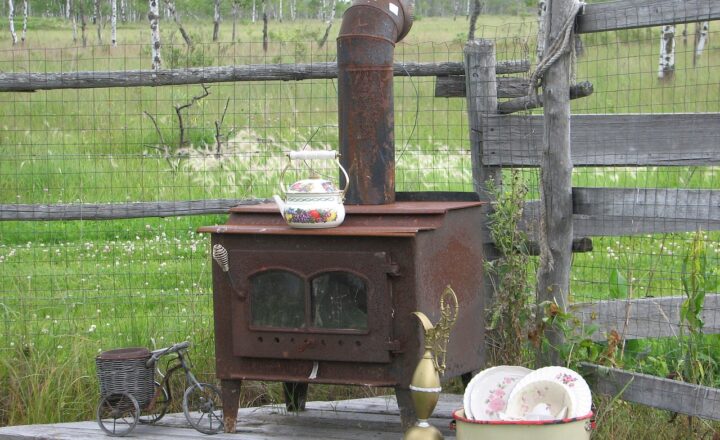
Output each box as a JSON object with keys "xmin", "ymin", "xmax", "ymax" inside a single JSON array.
[{"xmin": 146, "ymin": 341, "xmax": 191, "ymax": 367}]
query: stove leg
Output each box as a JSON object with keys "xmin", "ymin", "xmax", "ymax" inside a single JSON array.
[
  {"xmin": 283, "ymin": 382, "xmax": 309, "ymax": 412},
  {"xmin": 394, "ymin": 386, "xmax": 417, "ymax": 430},
  {"xmin": 221, "ymin": 379, "xmax": 242, "ymax": 433}
]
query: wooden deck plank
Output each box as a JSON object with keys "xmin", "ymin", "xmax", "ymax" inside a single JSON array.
[{"xmin": 0, "ymin": 395, "xmax": 464, "ymax": 440}]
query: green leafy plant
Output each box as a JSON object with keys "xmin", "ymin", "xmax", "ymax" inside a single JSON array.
[
  {"xmin": 679, "ymin": 230, "xmax": 718, "ymax": 385},
  {"xmin": 484, "ymin": 170, "xmax": 534, "ymax": 366}
]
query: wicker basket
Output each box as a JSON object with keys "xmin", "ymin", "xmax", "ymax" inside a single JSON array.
[{"xmin": 96, "ymin": 347, "xmax": 154, "ymax": 409}]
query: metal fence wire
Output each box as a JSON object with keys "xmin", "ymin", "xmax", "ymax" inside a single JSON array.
[{"xmin": 0, "ymin": 12, "xmax": 719, "ymax": 424}]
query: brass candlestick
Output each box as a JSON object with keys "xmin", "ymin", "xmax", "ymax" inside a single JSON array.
[{"xmin": 403, "ymin": 286, "xmax": 458, "ymax": 440}]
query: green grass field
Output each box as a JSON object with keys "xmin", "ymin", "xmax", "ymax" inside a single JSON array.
[{"xmin": 0, "ymin": 14, "xmax": 719, "ymax": 438}]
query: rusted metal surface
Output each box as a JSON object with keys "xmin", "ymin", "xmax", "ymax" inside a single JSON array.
[
  {"xmin": 200, "ymin": 202, "xmax": 486, "ymax": 431},
  {"xmin": 337, "ymin": 0, "xmax": 413, "ymax": 205}
]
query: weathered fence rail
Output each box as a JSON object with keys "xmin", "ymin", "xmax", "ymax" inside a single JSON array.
[
  {"xmin": 572, "ymin": 294, "xmax": 720, "ymax": 342},
  {"xmin": 0, "ymin": 60, "xmax": 529, "ymax": 92}
]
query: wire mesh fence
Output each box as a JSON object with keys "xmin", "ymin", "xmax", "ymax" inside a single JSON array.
[{"xmin": 0, "ymin": 9, "xmax": 718, "ymax": 428}]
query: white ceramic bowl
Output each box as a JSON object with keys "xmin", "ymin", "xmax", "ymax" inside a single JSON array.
[{"xmin": 505, "ymin": 379, "xmax": 575, "ymax": 421}]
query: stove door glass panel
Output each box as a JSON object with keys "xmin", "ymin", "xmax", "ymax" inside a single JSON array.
[
  {"xmin": 311, "ymin": 272, "xmax": 368, "ymax": 330},
  {"xmin": 250, "ymin": 270, "xmax": 305, "ymax": 328}
]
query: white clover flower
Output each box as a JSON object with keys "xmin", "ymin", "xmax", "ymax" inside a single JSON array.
[{"xmin": 88, "ymin": 325, "xmax": 97, "ymax": 332}]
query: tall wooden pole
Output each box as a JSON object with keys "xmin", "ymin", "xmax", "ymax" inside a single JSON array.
[
  {"xmin": 537, "ymin": 0, "xmax": 574, "ymax": 366},
  {"xmin": 464, "ymin": 39, "xmax": 499, "ymax": 372}
]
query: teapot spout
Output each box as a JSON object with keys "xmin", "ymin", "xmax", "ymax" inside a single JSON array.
[{"xmin": 272, "ymin": 195, "xmax": 286, "ymax": 215}]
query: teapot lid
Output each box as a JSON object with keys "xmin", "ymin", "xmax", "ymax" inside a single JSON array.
[{"xmin": 287, "ymin": 178, "xmax": 339, "ymax": 194}]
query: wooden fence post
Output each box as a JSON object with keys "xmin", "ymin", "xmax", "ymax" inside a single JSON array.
[
  {"xmin": 464, "ymin": 39, "xmax": 499, "ymax": 372},
  {"xmin": 537, "ymin": 0, "xmax": 575, "ymax": 366}
]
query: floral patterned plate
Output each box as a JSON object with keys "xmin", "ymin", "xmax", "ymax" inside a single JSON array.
[
  {"xmin": 505, "ymin": 379, "xmax": 575, "ymax": 420},
  {"xmin": 508, "ymin": 366, "xmax": 592, "ymax": 418},
  {"xmin": 463, "ymin": 365, "xmax": 532, "ymax": 421}
]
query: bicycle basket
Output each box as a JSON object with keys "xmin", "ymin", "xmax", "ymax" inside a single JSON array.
[{"xmin": 96, "ymin": 347, "xmax": 154, "ymax": 408}]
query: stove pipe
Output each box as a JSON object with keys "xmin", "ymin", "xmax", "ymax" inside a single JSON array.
[{"xmin": 337, "ymin": 0, "xmax": 413, "ymax": 205}]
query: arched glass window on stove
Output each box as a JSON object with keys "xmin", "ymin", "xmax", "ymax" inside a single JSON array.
[
  {"xmin": 250, "ymin": 270, "xmax": 305, "ymax": 328},
  {"xmin": 311, "ymin": 272, "xmax": 368, "ymax": 330}
]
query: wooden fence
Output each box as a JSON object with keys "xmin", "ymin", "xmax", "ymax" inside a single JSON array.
[
  {"xmin": 451, "ymin": 0, "xmax": 720, "ymax": 421},
  {"xmin": 1, "ymin": 0, "xmax": 719, "ymax": 422}
]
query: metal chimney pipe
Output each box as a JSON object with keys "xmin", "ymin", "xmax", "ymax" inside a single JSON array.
[{"xmin": 337, "ymin": 0, "xmax": 413, "ymax": 205}]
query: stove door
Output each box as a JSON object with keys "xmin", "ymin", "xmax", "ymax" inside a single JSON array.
[{"xmin": 227, "ymin": 250, "xmax": 396, "ymax": 363}]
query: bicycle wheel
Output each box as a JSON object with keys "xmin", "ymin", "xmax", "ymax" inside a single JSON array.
[
  {"xmin": 183, "ymin": 382, "xmax": 224, "ymax": 434},
  {"xmin": 96, "ymin": 392, "xmax": 140, "ymax": 437},
  {"xmin": 139, "ymin": 381, "xmax": 169, "ymax": 424}
]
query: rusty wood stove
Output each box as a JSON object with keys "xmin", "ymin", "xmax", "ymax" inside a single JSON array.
[{"xmin": 199, "ymin": 201, "xmax": 485, "ymax": 431}]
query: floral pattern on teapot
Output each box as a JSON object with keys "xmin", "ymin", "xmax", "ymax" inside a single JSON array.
[
  {"xmin": 289, "ymin": 180, "xmax": 338, "ymax": 193},
  {"xmin": 284, "ymin": 207, "xmax": 338, "ymax": 224}
]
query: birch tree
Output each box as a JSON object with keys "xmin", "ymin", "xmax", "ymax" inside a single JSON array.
[
  {"xmin": 20, "ymin": 0, "xmax": 27, "ymax": 44},
  {"xmin": 658, "ymin": 25, "xmax": 675, "ymax": 81},
  {"xmin": 317, "ymin": 0, "xmax": 335, "ymax": 48},
  {"xmin": 290, "ymin": 0, "xmax": 295, "ymax": 20},
  {"xmin": 231, "ymin": 0, "xmax": 238, "ymax": 41},
  {"xmin": 252, "ymin": 0, "xmax": 255, "ymax": 22},
  {"xmin": 148, "ymin": 0, "xmax": 161, "ymax": 69},
  {"xmin": 278, "ymin": 0, "xmax": 282, "ymax": 22},
  {"xmin": 163, "ymin": 0, "xmax": 191, "ymax": 46},
  {"xmin": 120, "ymin": 0, "xmax": 126, "ymax": 21},
  {"xmin": 80, "ymin": 4, "xmax": 87, "ymax": 46},
  {"xmin": 72, "ymin": 11, "xmax": 78, "ymax": 43},
  {"xmin": 694, "ymin": 21, "xmax": 709, "ymax": 65},
  {"xmin": 212, "ymin": 0, "xmax": 221, "ymax": 42},
  {"xmin": 8, "ymin": 0, "xmax": 18, "ymax": 45},
  {"xmin": 66, "ymin": 0, "xmax": 70, "ymax": 19},
  {"xmin": 94, "ymin": 0, "xmax": 102, "ymax": 44},
  {"xmin": 110, "ymin": 0, "xmax": 117, "ymax": 46}
]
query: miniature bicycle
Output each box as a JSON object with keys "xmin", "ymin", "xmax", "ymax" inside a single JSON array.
[{"xmin": 96, "ymin": 341, "xmax": 224, "ymax": 436}]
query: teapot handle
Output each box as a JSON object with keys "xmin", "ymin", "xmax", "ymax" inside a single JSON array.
[{"xmin": 279, "ymin": 151, "xmax": 350, "ymax": 199}]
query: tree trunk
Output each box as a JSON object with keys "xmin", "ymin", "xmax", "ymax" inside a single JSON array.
[
  {"xmin": 231, "ymin": 1, "xmax": 237, "ymax": 41},
  {"xmin": 262, "ymin": 0, "xmax": 267, "ymax": 52},
  {"xmin": 72, "ymin": 12, "xmax": 78, "ymax": 42},
  {"xmin": 317, "ymin": 0, "xmax": 335, "ymax": 48},
  {"xmin": 453, "ymin": 0, "xmax": 458, "ymax": 21},
  {"xmin": 465, "ymin": 0, "xmax": 470, "ymax": 18},
  {"xmin": 536, "ymin": 0, "xmax": 547, "ymax": 61},
  {"xmin": 120, "ymin": 0, "xmax": 126, "ymax": 22},
  {"xmin": 148, "ymin": 0, "xmax": 161, "ymax": 69},
  {"xmin": 94, "ymin": 0, "xmax": 102, "ymax": 43},
  {"xmin": 65, "ymin": 0, "xmax": 70, "ymax": 19},
  {"xmin": 278, "ymin": 0, "xmax": 282, "ymax": 22},
  {"xmin": 20, "ymin": 0, "xmax": 27, "ymax": 44},
  {"xmin": 467, "ymin": 0, "xmax": 481, "ymax": 41},
  {"xmin": 213, "ymin": 0, "xmax": 220, "ymax": 42},
  {"xmin": 164, "ymin": 0, "xmax": 191, "ymax": 46},
  {"xmin": 110, "ymin": 0, "xmax": 117, "ymax": 46},
  {"xmin": 80, "ymin": 7, "xmax": 87, "ymax": 46},
  {"xmin": 658, "ymin": 25, "xmax": 675, "ymax": 81},
  {"xmin": 694, "ymin": 21, "xmax": 709, "ymax": 65},
  {"xmin": 319, "ymin": 0, "xmax": 325, "ymax": 21},
  {"xmin": 8, "ymin": 0, "xmax": 17, "ymax": 45},
  {"xmin": 252, "ymin": 0, "xmax": 255, "ymax": 22},
  {"xmin": 290, "ymin": 0, "xmax": 295, "ymax": 20}
]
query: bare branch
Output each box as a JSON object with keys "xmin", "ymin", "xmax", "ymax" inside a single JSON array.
[
  {"xmin": 215, "ymin": 97, "xmax": 231, "ymax": 158},
  {"xmin": 174, "ymin": 84, "xmax": 211, "ymax": 147}
]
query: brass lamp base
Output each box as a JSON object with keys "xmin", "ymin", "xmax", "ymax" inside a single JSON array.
[{"xmin": 404, "ymin": 421, "xmax": 443, "ymax": 440}]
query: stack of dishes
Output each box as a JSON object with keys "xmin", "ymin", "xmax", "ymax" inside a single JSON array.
[{"xmin": 463, "ymin": 366, "xmax": 592, "ymax": 422}]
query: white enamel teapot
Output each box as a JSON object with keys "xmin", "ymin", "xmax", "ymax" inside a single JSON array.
[{"xmin": 273, "ymin": 150, "xmax": 349, "ymax": 228}]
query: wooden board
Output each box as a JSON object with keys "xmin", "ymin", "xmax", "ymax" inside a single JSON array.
[
  {"xmin": 581, "ymin": 363, "xmax": 720, "ymax": 421},
  {"xmin": 482, "ymin": 113, "xmax": 720, "ymax": 167},
  {"xmin": 523, "ymin": 188, "xmax": 720, "ymax": 237},
  {"xmin": 0, "ymin": 199, "xmax": 266, "ymax": 221},
  {"xmin": 577, "ymin": 0, "xmax": 720, "ymax": 34},
  {"xmin": 570, "ymin": 294, "xmax": 720, "ymax": 341},
  {"xmin": 436, "ymin": 76, "xmax": 530, "ymax": 98},
  {"xmin": 0, "ymin": 395, "xmax": 463, "ymax": 440}
]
